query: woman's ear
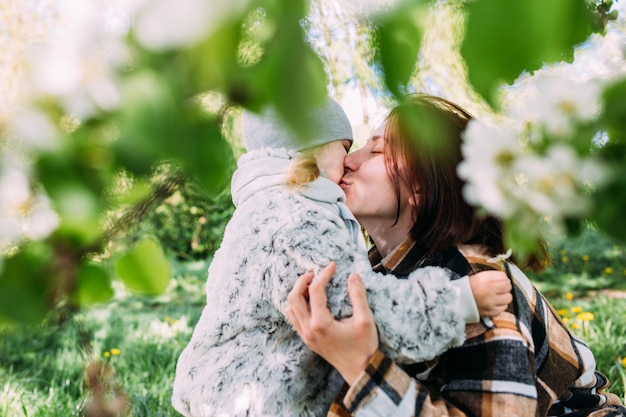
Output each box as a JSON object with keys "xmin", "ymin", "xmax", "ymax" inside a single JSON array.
[{"xmin": 408, "ymin": 194, "xmax": 419, "ymax": 207}]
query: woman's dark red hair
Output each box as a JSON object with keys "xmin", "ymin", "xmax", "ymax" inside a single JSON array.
[{"xmin": 383, "ymin": 94, "xmax": 549, "ymax": 272}]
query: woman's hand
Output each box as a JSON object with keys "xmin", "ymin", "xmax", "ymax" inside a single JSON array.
[
  {"xmin": 286, "ymin": 262, "xmax": 379, "ymax": 386},
  {"xmin": 469, "ymin": 270, "xmax": 513, "ymax": 317}
]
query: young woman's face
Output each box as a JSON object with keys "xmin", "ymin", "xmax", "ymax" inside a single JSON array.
[
  {"xmin": 315, "ymin": 139, "xmax": 352, "ymax": 184},
  {"xmin": 340, "ymin": 123, "xmax": 411, "ymax": 224}
]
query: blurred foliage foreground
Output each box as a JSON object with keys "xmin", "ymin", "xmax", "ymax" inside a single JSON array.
[
  {"xmin": 1, "ymin": 0, "xmax": 626, "ymax": 329},
  {"xmin": 2, "ymin": 0, "xmax": 626, "ymax": 415}
]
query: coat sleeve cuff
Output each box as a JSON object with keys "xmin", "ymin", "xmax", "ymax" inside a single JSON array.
[
  {"xmin": 450, "ymin": 276, "xmax": 480, "ymax": 323},
  {"xmin": 341, "ymin": 350, "xmax": 414, "ymax": 414}
]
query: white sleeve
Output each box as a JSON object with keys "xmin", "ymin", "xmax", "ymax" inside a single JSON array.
[{"xmin": 449, "ymin": 276, "xmax": 480, "ymax": 324}]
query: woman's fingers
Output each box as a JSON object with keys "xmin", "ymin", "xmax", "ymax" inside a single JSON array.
[
  {"xmin": 346, "ymin": 273, "xmax": 371, "ymax": 321},
  {"xmin": 286, "ymin": 271, "xmax": 315, "ymax": 329},
  {"xmin": 308, "ymin": 262, "xmax": 336, "ymax": 314},
  {"xmin": 288, "ymin": 271, "xmax": 314, "ymax": 306}
]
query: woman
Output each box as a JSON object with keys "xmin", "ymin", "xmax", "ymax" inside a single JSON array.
[
  {"xmin": 171, "ymin": 96, "xmax": 510, "ymax": 417},
  {"xmin": 287, "ymin": 94, "xmax": 626, "ymax": 417}
]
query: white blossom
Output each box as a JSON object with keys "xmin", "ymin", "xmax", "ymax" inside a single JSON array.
[
  {"xmin": 21, "ymin": 194, "xmax": 60, "ymax": 241},
  {"xmin": 513, "ymin": 145, "xmax": 608, "ymax": 218},
  {"xmin": 133, "ymin": 0, "xmax": 252, "ymax": 51},
  {"xmin": 458, "ymin": 120, "xmax": 523, "ymax": 217},
  {"xmin": 10, "ymin": 107, "xmax": 60, "ymax": 151},
  {"xmin": 0, "ymin": 157, "xmax": 59, "ymax": 249},
  {"xmin": 509, "ymin": 75, "xmax": 603, "ymax": 138},
  {"xmin": 22, "ymin": 0, "xmax": 127, "ymax": 119}
]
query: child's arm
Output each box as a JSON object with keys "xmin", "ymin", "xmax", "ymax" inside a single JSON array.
[{"xmin": 271, "ymin": 208, "xmax": 510, "ymax": 364}]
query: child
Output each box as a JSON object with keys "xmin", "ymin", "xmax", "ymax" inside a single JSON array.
[{"xmin": 172, "ymin": 97, "xmax": 509, "ymax": 417}]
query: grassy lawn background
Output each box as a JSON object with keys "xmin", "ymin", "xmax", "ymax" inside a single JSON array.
[{"xmin": 1, "ymin": 227, "xmax": 625, "ymax": 416}]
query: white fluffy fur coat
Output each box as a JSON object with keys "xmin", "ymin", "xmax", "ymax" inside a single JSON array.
[{"xmin": 172, "ymin": 149, "xmax": 466, "ymax": 417}]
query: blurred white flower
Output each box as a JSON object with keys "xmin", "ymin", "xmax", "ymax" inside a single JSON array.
[
  {"xmin": 147, "ymin": 315, "xmax": 191, "ymax": 339},
  {"xmin": 134, "ymin": 0, "xmax": 252, "ymax": 51},
  {"xmin": 458, "ymin": 120, "xmax": 523, "ymax": 217},
  {"xmin": 0, "ymin": 167, "xmax": 28, "ymax": 247},
  {"xmin": 21, "ymin": 194, "xmax": 60, "ymax": 241},
  {"xmin": 508, "ymin": 75, "xmax": 603, "ymax": 138},
  {"xmin": 0, "ymin": 161, "xmax": 31, "ymax": 212},
  {"xmin": 10, "ymin": 107, "xmax": 60, "ymax": 151},
  {"xmin": 22, "ymin": 0, "xmax": 127, "ymax": 119},
  {"xmin": 0, "ymin": 158, "xmax": 59, "ymax": 248},
  {"xmin": 513, "ymin": 145, "xmax": 608, "ymax": 218}
]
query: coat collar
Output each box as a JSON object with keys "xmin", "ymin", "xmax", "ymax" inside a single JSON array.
[{"xmin": 368, "ymin": 236, "xmax": 472, "ymax": 278}]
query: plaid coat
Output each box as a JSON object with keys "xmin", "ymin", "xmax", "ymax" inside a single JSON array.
[{"xmin": 329, "ymin": 240, "xmax": 626, "ymax": 417}]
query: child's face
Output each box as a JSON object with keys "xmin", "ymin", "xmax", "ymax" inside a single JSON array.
[{"xmin": 315, "ymin": 139, "xmax": 352, "ymax": 184}]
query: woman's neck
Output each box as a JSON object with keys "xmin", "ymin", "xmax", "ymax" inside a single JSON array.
[{"xmin": 361, "ymin": 217, "xmax": 413, "ymax": 258}]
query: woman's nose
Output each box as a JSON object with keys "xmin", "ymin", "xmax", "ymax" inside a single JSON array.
[{"xmin": 344, "ymin": 149, "xmax": 360, "ymax": 171}]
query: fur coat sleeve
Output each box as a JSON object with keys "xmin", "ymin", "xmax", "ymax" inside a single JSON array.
[
  {"xmin": 172, "ymin": 187, "xmax": 464, "ymax": 417},
  {"xmin": 249, "ymin": 191, "xmax": 466, "ymax": 364}
]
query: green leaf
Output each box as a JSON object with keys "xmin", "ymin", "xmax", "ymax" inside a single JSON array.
[
  {"xmin": 72, "ymin": 262, "xmax": 114, "ymax": 306},
  {"xmin": 461, "ymin": 0, "xmax": 593, "ymax": 107},
  {"xmin": 602, "ymin": 78, "xmax": 626, "ymax": 133},
  {"xmin": 115, "ymin": 239, "xmax": 171, "ymax": 295},
  {"xmin": 169, "ymin": 110, "xmax": 234, "ymax": 195},
  {"xmin": 231, "ymin": 0, "xmax": 328, "ymax": 146},
  {"xmin": 115, "ymin": 69, "xmax": 178, "ymax": 175},
  {"xmin": 36, "ymin": 145, "xmax": 106, "ymax": 244},
  {"xmin": 0, "ymin": 243, "xmax": 53, "ymax": 324},
  {"xmin": 51, "ymin": 183, "xmax": 102, "ymax": 244},
  {"xmin": 592, "ymin": 142, "xmax": 626, "ymax": 243},
  {"xmin": 373, "ymin": 0, "xmax": 429, "ymax": 97}
]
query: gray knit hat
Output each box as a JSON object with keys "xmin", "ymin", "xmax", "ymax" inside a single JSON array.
[{"xmin": 241, "ymin": 97, "xmax": 353, "ymax": 152}]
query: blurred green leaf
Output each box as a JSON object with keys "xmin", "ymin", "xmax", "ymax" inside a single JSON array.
[
  {"xmin": 115, "ymin": 238, "xmax": 171, "ymax": 295},
  {"xmin": 602, "ymin": 78, "xmax": 626, "ymax": 133},
  {"xmin": 504, "ymin": 216, "xmax": 544, "ymax": 263},
  {"xmin": 115, "ymin": 69, "xmax": 178, "ymax": 175},
  {"xmin": 51, "ymin": 184, "xmax": 102, "ymax": 244},
  {"xmin": 114, "ymin": 179, "xmax": 153, "ymax": 206},
  {"xmin": 373, "ymin": 0, "xmax": 429, "ymax": 97},
  {"xmin": 72, "ymin": 262, "xmax": 114, "ymax": 306},
  {"xmin": 593, "ymin": 142, "xmax": 626, "ymax": 242},
  {"xmin": 461, "ymin": 0, "xmax": 593, "ymax": 107},
  {"xmin": 169, "ymin": 109, "xmax": 234, "ymax": 195},
  {"xmin": 0, "ymin": 243, "xmax": 53, "ymax": 324}
]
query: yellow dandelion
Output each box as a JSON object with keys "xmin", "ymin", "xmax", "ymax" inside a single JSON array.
[
  {"xmin": 557, "ymin": 308, "xmax": 569, "ymax": 316},
  {"xmin": 104, "ymin": 351, "xmax": 110, "ymax": 358},
  {"xmin": 622, "ymin": 357, "xmax": 626, "ymax": 368},
  {"xmin": 562, "ymin": 317, "xmax": 570, "ymax": 324},
  {"xmin": 565, "ymin": 293, "xmax": 574, "ymax": 301},
  {"xmin": 165, "ymin": 316, "xmax": 171, "ymax": 323},
  {"xmin": 570, "ymin": 323, "xmax": 580, "ymax": 330},
  {"xmin": 582, "ymin": 255, "xmax": 589, "ymax": 262},
  {"xmin": 604, "ymin": 267, "xmax": 613, "ymax": 274},
  {"xmin": 110, "ymin": 348, "xmax": 121, "ymax": 356},
  {"xmin": 572, "ymin": 306, "xmax": 583, "ymax": 313},
  {"xmin": 561, "ymin": 256, "xmax": 569, "ymax": 263},
  {"xmin": 560, "ymin": 249, "xmax": 567, "ymax": 256},
  {"xmin": 576, "ymin": 312, "xmax": 594, "ymax": 321}
]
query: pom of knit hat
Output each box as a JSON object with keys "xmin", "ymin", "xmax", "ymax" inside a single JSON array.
[{"xmin": 241, "ymin": 97, "xmax": 353, "ymax": 152}]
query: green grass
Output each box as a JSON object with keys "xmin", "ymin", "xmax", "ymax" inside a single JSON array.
[
  {"xmin": 1, "ymin": 226, "xmax": 625, "ymax": 416},
  {"xmin": 0, "ymin": 260, "xmax": 208, "ymax": 417},
  {"xmin": 529, "ymin": 225, "xmax": 626, "ymax": 403},
  {"xmin": 546, "ymin": 295, "xmax": 626, "ymax": 404}
]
